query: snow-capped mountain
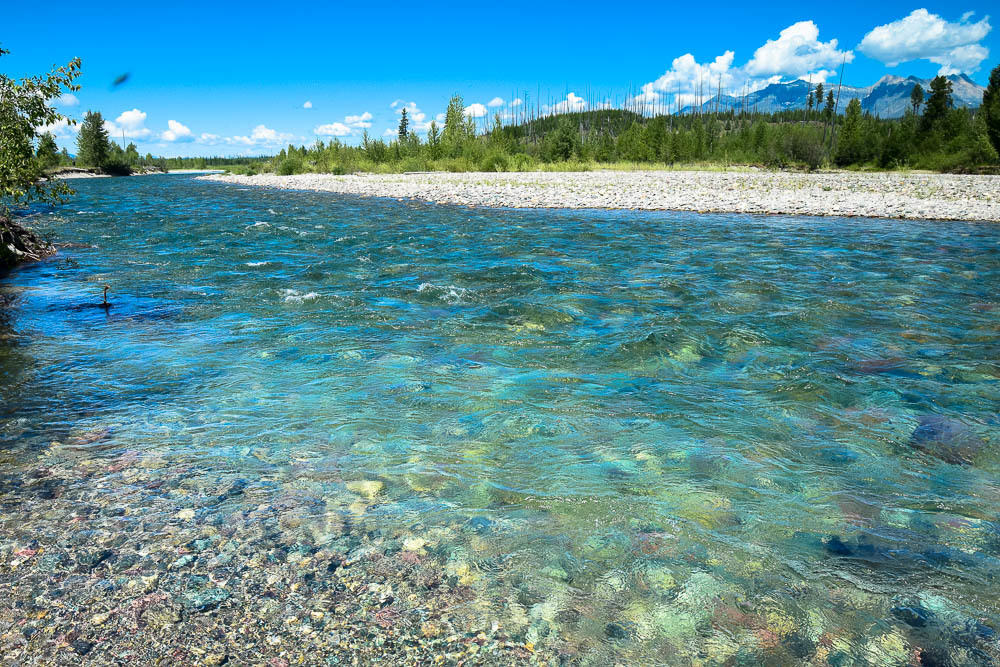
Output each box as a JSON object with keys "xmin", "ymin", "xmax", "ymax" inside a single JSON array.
[{"xmin": 678, "ymin": 73, "xmax": 986, "ymax": 118}]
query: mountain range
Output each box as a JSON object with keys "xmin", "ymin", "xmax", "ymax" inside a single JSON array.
[{"xmin": 678, "ymin": 73, "xmax": 986, "ymax": 118}]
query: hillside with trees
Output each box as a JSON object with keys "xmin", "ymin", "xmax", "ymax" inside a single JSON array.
[{"xmin": 232, "ymin": 68, "xmax": 1000, "ymax": 177}]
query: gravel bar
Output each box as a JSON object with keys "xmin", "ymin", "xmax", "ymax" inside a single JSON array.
[{"xmin": 199, "ymin": 170, "xmax": 1000, "ymax": 222}]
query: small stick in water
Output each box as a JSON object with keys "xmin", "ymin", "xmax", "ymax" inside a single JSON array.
[{"xmin": 101, "ymin": 284, "xmax": 111, "ymax": 309}]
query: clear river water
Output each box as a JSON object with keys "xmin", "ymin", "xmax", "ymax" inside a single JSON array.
[{"xmin": 1, "ymin": 174, "xmax": 998, "ymax": 664}]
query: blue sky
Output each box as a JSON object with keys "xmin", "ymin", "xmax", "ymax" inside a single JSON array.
[{"xmin": 4, "ymin": 1, "xmax": 997, "ymax": 156}]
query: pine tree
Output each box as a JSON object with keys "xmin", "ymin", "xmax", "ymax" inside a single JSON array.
[
  {"xmin": 443, "ymin": 94, "xmax": 466, "ymax": 150},
  {"xmin": 35, "ymin": 132, "xmax": 59, "ymax": 168},
  {"xmin": 835, "ymin": 98, "xmax": 865, "ymax": 166},
  {"xmin": 807, "ymin": 91, "xmax": 814, "ymax": 112},
  {"xmin": 910, "ymin": 83, "xmax": 924, "ymax": 115},
  {"xmin": 76, "ymin": 110, "xmax": 109, "ymax": 169},
  {"xmin": 398, "ymin": 107, "xmax": 409, "ymax": 141},
  {"xmin": 426, "ymin": 120, "xmax": 441, "ymax": 159},
  {"xmin": 815, "ymin": 83, "xmax": 824, "ymax": 109},
  {"xmin": 982, "ymin": 64, "xmax": 1000, "ymax": 156},
  {"xmin": 824, "ymin": 90, "xmax": 835, "ymax": 118},
  {"xmin": 921, "ymin": 76, "xmax": 953, "ymax": 133}
]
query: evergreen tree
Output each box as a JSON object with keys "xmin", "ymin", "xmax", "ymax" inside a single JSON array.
[
  {"xmin": 921, "ymin": 76, "xmax": 953, "ymax": 133},
  {"xmin": 35, "ymin": 132, "xmax": 59, "ymax": 168},
  {"xmin": 76, "ymin": 110, "xmax": 109, "ymax": 169},
  {"xmin": 824, "ymin": 90, "xmax": 835, "ymax": 118},
  {"xmin": 443, "ymin": 94, "xmax": 467, "ymax": 154},
  {"xmin": 834, "ymin": 98, "xmax": 866, "ymax": 166},
  {"xmin": 124, "ymin": 142, "xmax": 139, "ymax": 166},
  {"xmin": 982, "ymin": 64, "xmax": 1000, "ymax": 156},
  {"xmin": 807, "ymin": 91, "xmax": 814, "ymax": 112},
  {"xmin": 59, "ymin": 147, "xmax": 71, "ymax": 166},
  {"xmin": 426, "ymin": 120, "xmax": 441, "ymax": 159},
  {"xmin": 398, "ymin": 107, "xmax": 409, "ymax": 141},
  {"xmin": 910, "ymin": 83, "xmax": 924, "ymax": 115},
  {"xmin": 815, "ymin": 83, "xmax": 824, "ymax": 109}
]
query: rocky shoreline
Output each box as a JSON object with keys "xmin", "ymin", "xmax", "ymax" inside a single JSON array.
[
  {"xmin": 0, "ymin": 216, "xmax": 55, "ymax": 273},
  {"xmin": 199, "ymin": 170, "xmax": 1000, "ymax": 222}
]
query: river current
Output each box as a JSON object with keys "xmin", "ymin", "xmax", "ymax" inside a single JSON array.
[{"xmin": 1, "ymin": 174, "xmax": 998, "ymax": 664}]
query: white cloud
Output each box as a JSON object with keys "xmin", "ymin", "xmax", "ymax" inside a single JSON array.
[
  {"xmin": 510, "ymin": 98, "xmax": 523, "ymax": 107},
  {"xmin": 314, "ymin": 122, "xmax": 353, "ymax": 137},
  {"xmin": 37, "ymin": 117, "xmax": 78, "ymax": 138},
  {"xmin": 57, "ymin": 93, "xmax": 79, "ymax": 106},
  {"xmin": 635, "ymin": 21, "xmax": 854, "ymax": 112},
  {"xmin": 105, "ymin": 108, "xmax": 151, "ymax": 139},
  {"xmin": 161, "ymin": 119, "xmax": 193, "ymax": 142},
  {"xmin": 199, "ymin": 133, "xmax": 220, "ymax": 143},
  {"xmin": 392, "ymin": 102, "xmax": 431, "ymax": 130},
  {"xmin": 745, "ymin": 20, "xmax": 853, "ymax": 78},
  {"xmin": 345, "ymin": 111, "xmax": 372, "ymax": 128},
  {"xmin": 228, "ymin": 124, "xmax": 294, "ymax": 146},
  {"xmin": 487, "ymin": 97, "xmax": 504, "ymax": 107},
  {"xmin": 636, "ymin": 51, "xmax": 737, "ymax": 108},
  {"xmin": 463, "ymin": 103, "xmax": 488, "ymax": 118},
  {"xmin": 303, "ymin": 100, "xmax": 313, "ymax": 109},
  {"xmin": 382, "ymin": 128, "xmax": 396, "ymax": 137},
  {"xmin": 545, "ymin": 92, "xmax": 588, "ymax": 115},
  {"xmin": 314, "ymin": 111, "xmax": 375, "ymax": 138},
  {"xmin": 858, "ymin": 9, "xmax": 992, "ymax": 74}
]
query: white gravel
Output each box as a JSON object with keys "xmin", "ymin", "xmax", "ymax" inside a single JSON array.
[{"xmin": 198, "ymin": 170, "xmax": 1000, "ymax": 222}]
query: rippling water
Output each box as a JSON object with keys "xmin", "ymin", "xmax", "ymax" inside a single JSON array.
[{"xmin": 2, "ymin": 174, "xmax": 999, "ymax": 663}]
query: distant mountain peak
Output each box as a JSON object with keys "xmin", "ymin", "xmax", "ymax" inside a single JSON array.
[{"xmin": 677, "ymin": 70, "xmax": 985, "ymax": 118}]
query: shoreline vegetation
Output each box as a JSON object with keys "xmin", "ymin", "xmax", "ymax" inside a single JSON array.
[
  {"xmin": 200, "ymin": 170, "xmax": 1000, "ymax": 222},
  {"xmin": 184, "ymin": 73, "xmax": 1000, "ymax": 178}
]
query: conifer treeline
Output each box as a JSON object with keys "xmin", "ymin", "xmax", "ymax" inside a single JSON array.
[{"xmin": 45, "ymin": 68, "xmax": 1000, "ymax": 175}]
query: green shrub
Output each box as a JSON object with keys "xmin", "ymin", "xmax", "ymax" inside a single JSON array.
[
  {"xmin": 276, "ymin": 158, "xmax": 303, "ymax": 176},
  {"xmin": 478, "ymin": 151, "xmax": 511, "ymax": 172}
]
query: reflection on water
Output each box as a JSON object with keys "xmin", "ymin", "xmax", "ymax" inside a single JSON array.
[{"xmin": 1, "ymin": 174, "xmax": 999, "ymax": 663}]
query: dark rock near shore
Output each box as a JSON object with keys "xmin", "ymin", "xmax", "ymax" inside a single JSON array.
[{"xmin": 0, "ymin": 215, "xmax": 56, "ymax": 272}]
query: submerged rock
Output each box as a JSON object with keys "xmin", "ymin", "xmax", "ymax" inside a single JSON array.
[{"xmin": 909, "ymin": 415, "xmax": 987, "ymax": 464}]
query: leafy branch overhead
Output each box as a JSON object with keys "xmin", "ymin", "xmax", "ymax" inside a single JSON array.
[{"xmin": 0, "ymin": 46, "xmax": 82, "ymax": 215}]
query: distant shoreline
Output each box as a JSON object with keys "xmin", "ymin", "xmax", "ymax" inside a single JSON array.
[
  {"xmin": 50, "ymin": 168, "xmax": 222, "ymax": 180},
  {"xmin": 198, "ymin": 170, "xmax": 1000, "ymax": 222}
]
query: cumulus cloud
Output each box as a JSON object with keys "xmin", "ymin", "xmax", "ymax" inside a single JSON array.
[
  {"xmin": 463, "ymin": 102, "xmax": 488, "ymax": 118},
  {"xmin": 487, "ymin": 97, "xmax": 504, "ymax": 107},
  {"xmin": 314, "ymin": 122, "xmax": 353, "ymax": 137},
  {"xmin": 858, "ymin": 9, "xmax": 992, "ymax": 74},
  {"xmin": 161, "ymin": 119, "xmax": 193, "ymax": 142},
  {"xmin": 636, "ymin": 52, "xmax": 737, "ymax": 108},
  {"xmin": 303, "ymin": 100, "xmax": 313, "ymax": 109},
  {"xmin": 545, "ymin": 92, "xmax": 588, "ymax": 115},
  {"xmin": 57, "ymin": 93, "xmax": 79, "ymax": 106},
  {"xmin": 105, "ymin": 108, "xmax": 151, "ymax": 139},
  {"xmin": 314, "ymin": 111, "xmax": 375, "ymax": 137},
  {"xmin": 391, "ymin": 102, "xmax": 433, "ymax": 131},
  {"xmin": 228, "ymin": 124, "xmax": 294, "ymax": 146},
  {"xmin": 635, "ymin": 20, "xmax": 853, "ymax": 111},
  {"xmin": 37, "ymin": 117, "xmax": 78, "ymax": 138},
  {"xmin": 745, "ymin": 21, "xmax": 853, "ymax": 78},
  {"xmin": 510, "ymin": 98, "xmax": 523, "ymax": 107}
]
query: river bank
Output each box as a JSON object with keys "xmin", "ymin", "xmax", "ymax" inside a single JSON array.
[{"xmin": 199, "ymin": 170, "xmax": 1000, "ymax": 222}]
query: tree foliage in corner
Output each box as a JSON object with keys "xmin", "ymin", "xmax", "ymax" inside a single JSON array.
[
  {"xmin": 0, "ymin": 46, "xmax": 81, "ymax": 215},
  {"xmin": 1, "ymin": 46, "xmax": 81, "ymax": 268},
  {"xmin": 983, "ymin": 64, "xmax": 1000, "ymax": 156}
]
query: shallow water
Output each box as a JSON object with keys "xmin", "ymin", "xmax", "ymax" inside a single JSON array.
[{"xmin": 2, "ymin": 174, "xmax": 999, "ymax": 663}]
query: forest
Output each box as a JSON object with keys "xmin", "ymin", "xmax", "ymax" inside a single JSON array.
[{"xmin": 47, "ymin": 68, "xmax": 1000, "ymax": 176}]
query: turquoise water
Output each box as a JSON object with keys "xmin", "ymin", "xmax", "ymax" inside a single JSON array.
[{"xmin": 2, "ymin": 174, "xmax": 999, "ymax": 663}]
